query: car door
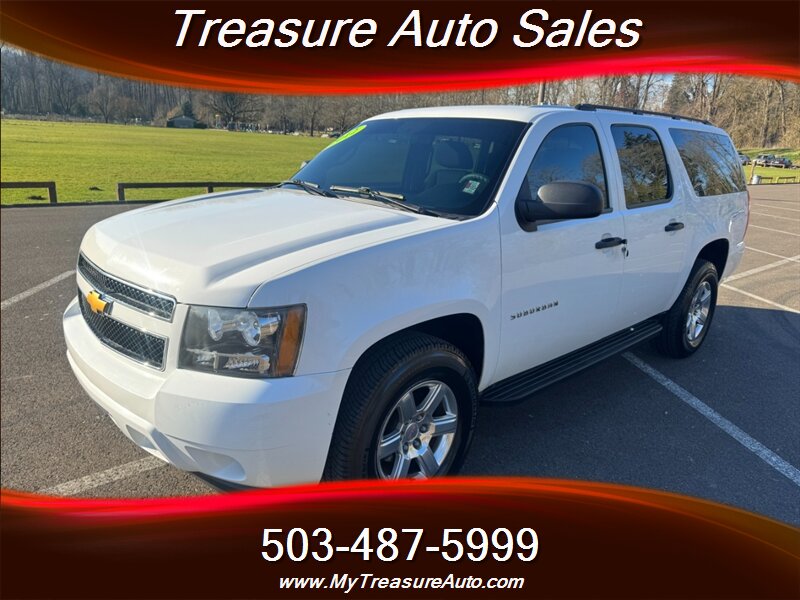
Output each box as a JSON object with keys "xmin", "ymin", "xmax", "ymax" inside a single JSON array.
[
  {"xmin": 597, "ymin": 118, "xmax": 689, "ymax": 324},
  {"xmin": 494, "ymin": 115, "xmax": 628, "ymax": 383}
]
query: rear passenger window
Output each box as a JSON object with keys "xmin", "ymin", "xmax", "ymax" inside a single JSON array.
[
  {"xmin": 669, "ymin": 129, "xmax": 746, "ymax": 196},
  {"xmin": 611, "ymin": 125, "xmax": 670, "ymax": 207},
  {"xmin": 518, "ymin": 124, "xmax": 608, "ymax": 208}
]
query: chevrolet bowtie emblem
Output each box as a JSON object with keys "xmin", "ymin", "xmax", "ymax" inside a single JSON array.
[{"xmin": 86, "ymin": 290, "xmax": 111, "ymax": 315}]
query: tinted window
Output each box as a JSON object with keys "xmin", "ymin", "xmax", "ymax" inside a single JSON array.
[
  {"xmin": 611, "ymin": 125, "xmax": 670, "ymax": 206},
  {"xmin": 669, "ymin": 129, "xmax": 746, "ymax": 196},
  {"xmin": 295, "ymin": 118, "xmax": 527, "ymax": 217},
  {"xmin": 518, "ymin": 124, "xmax": 608, "ymax": 208}
]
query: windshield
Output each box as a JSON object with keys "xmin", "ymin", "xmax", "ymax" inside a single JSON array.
[{"xmin": 293, "ymin": 118, "xmax": 528, "ymax": 217}]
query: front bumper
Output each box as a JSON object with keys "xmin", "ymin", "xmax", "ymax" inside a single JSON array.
[{"xmin": 63, "ymin": 297, "xmax": 351, "ymax": 488}]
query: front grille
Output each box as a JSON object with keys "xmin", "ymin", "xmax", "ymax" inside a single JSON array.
[
  {"xmin": 78, "ymin": 254, "xmax": 175, "ymax": 320},
  {"xmin": 79, "ymin": 292, "xmax": 166, "ymax": 369}
]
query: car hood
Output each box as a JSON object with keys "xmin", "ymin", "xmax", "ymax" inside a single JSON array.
[{"xmin": 80, "ymin": 188, "xmax": 443, "ymax": 306}]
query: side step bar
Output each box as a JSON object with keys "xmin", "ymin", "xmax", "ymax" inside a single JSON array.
[{"xmin": 480, "ymin": 318, "xmax": 663, "ymax": 404}]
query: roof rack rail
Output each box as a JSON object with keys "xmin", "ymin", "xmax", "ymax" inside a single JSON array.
[{"xmin": 574, "ymin": 104, "xmax": 711, "ymax": 125}]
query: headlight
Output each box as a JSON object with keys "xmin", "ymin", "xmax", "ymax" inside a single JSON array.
[{"xmin": 179, "ymin": 304, "xmax": 306, "ymax": 377}]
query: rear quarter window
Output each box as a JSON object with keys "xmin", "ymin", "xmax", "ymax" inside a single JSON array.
[{"xmin": 669, "ymin": 129, "xmax": 746, "ymax": 197}]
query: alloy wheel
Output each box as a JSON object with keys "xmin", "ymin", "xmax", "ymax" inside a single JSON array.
[
  {"xmin": 686, "ymin": 280, "xmax": 712, "ymax": 346},
  {"xmin": 375, "ymin": 379, "xmax": 459, "ymax": 479}
]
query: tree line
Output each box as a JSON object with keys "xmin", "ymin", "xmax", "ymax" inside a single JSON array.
[{"xmin": 1, "ymin": 47, "xmax": 798, "ymax": 148}]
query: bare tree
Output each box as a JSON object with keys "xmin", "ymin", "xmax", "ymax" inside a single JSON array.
[
  {"xmin": 44, "ymin": 60, "xmax": 85, "ymax": 114},
  {"xmin": 758, "ymin": 80, "xmax": 776, "ymax": 147},
  {"xmin": 265, "ymin": 96, "xmax": 296, "ymax": 133},
  {"xmin": 776, "ymin": 80, "xmax": 788, "ymax": 137},
  {"xmin": 203, "ymin": 92, "xmax": 263, "ymax": 126},
  {"xmin": 326, "ymin": 96, "xmax": 355, "ymax": 133},
  {"xmin": 297, "ymin": 96, "xmax": 326, "ymax": 136},
  {"xmin": 87, "ymin": 79, "xmax": 116, "ymax": 122}
]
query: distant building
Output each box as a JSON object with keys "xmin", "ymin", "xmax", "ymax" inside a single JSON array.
[{"xmin": 167, "ymin": 115, "xmax": 196, "ymax": 129}]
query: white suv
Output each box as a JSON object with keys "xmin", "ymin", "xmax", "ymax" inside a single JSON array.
[{"xmin": 63, "ymin": 105, "xmax": 749, "ymax": 488}]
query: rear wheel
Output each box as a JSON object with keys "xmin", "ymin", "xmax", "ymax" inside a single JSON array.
[
  {"xmin": 324, "ymin": 332, "xmax": 478, "ymax": 481},
  {"xmin": 656, "ymin": 259, "xmax": 719, "ymax": 358}
]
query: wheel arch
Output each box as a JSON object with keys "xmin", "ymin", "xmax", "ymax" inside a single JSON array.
[
  {"xmin": 325, "ymin": 317, "xmax": 482, "ymax": 481},
  {"xmin": 697, "ymin": 238, "xmax": 730, "ymax": 278},
  {"xmin": 348, "ymin": 313, "xmax": 486, "ymax": 386}
]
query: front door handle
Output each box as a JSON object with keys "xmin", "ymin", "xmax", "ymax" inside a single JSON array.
[
  {"xmin": 595, "ymin": 237, "xmax": 626, "ymax": 249},
  {"xmin": 665, "ymin": 222, "xmax": 685, "ymax": 232}
]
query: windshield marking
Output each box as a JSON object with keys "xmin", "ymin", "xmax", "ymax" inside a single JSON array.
[{"xmin": 325, "ymin": 124, "xmax": 366, "ymax": 149}]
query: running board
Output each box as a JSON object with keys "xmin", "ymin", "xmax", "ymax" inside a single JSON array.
[{"xmin": 480, "ymin": 318, "xmax": 663, "ymax": 404}]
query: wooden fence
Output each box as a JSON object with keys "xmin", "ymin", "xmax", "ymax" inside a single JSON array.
[
  {"xmin": 115, "ymin": 181, "xmax": 277, "ymax": 202},
  {"xmin": 2, "ymin": 176, "xmax": 798, "ymax": 207},
  {"xmin": 0, "ymin": 181, "xmax": 58, "ymax": 203}
]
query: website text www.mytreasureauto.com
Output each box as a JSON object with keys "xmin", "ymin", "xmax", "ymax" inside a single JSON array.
[{"xmin": 279, "ymin": 573, "xmax": 525, "ymax": 593}]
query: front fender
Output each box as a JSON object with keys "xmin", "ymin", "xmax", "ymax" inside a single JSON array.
[{"xmin": 249, "ymin": 212, "xmax": 503, "ymax": 389}]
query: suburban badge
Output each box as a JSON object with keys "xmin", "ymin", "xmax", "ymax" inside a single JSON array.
[{"xmin": 510, "ymin": 300, "xmax": 559, "ymax": 321}]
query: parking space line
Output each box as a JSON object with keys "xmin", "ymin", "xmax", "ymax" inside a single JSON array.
[
  {"xmin": 726, "ymin": 255, "xmax": 800, "ymax": 283},
  {"xmin": 752, "ymin": 204, "xmax": 800, "ymax": 213},
  {"xmin": 753, "ymin": 202, "xmax": 800, "ymax": 209},
  {"xmin": 746, "ymin": 247, "xmax": 800, "ymax": 262},
  {"xmin": 623, "ymin": 353, "xmax": 800, "ymax": 487},
  {"xmin": 754, "ymin": 196, "xmax": 800, "ymax": 201},
  {"xmin": 747, "ymin": 224, "xmax": 800, "ymax": 237},
  {"xmin": 39, "ymin": 456, "xmax": 165, "ymax": 496},
  {"xmin": 1, "ymin": 270, "xmax": 75, "ymax": 311},
  {"xmin": 749, "ymin": 211, "xmax": 800, "ymax": 222},
  {"xmin": 720, "ymin": 284, "xmax": 800, "ymax": 314}
]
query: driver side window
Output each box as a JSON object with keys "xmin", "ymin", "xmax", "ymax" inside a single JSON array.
[{"xmin": 518, "ymin": 124, "xmax": 609, "ymax": 208}]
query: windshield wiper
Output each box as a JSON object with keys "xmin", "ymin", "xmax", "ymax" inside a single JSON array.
[
  {"xmin": 277, "ymin": 179, "xmax": 336, "ymax": 198},
  {"xmin": 329, "ymin": 185, "xmax": 441, "ymax": 217}
]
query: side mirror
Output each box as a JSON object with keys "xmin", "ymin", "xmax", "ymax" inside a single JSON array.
[
  {"xmin": 300, "ymin": 160, "xmax": 310, "ymax": 168},
  {"xmin": 517, "ymin": 181, "xmax": 604, "ymax": 227}
]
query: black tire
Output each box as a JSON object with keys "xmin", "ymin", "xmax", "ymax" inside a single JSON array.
[
  {"xmin": 323, "ymin": 332, "xmax": 478, "ymax": 481},
  {"xmin": 655, "ymin": 259, "xmax": 719, "ymax": 358}
]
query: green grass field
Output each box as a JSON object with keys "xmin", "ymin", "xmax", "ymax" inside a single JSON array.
[
  {"xmin": 1, "ymin": 119, "xmax": 797, "ymax": 204},
  {"xmin": 0, "ymin": 119, "xmax": 330, "ymax": 204}
]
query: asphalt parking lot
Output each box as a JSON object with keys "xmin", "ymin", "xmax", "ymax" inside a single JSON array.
[{"xmin": 2, "ymin": 186, "xmax": 799, "ymax": 525}]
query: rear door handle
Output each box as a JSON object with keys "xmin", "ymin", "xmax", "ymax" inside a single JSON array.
[
  {"xmin": 595, "ymin": 237, "xmax": 626, "ymax": 249},
  {"xmin": 664, "ymin": 222, "xmax": 685, "ymax": 232}
]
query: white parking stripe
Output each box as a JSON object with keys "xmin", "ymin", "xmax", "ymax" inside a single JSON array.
[
  {"xmin": 623, "ymin": 353, "xmax": 800, "ymax": 487},
  {"xmin": 39, "ymin": 456, "xmax": 165, "ymax": 496},
  {"xmin": 0, "ymin": 270, "xmax": 75, "ymax": 310},
  {"xmin": 720, "ymin": 284, "xmax": 800, "ymax": 314},
  {"xmin": 748, "ymin": 224, "xmax": 800, "ymax": 237},
  {"xmin": 725, "ymin": 255, "xmax": 800, "ymax": 282},
  {"xmin": 749, "ymin": 211, "xmax": 800, "ymax": 222},
  {"xmin": 752, "ymin": 204, "xmax": 800, "ymax": 213},
  {"xmin": 755, "ymin": 198, "xmax": 800, "ymax": 204},
  {"xmin": 746, "ymin": 247, "xmax": 800, "ymax": 262}
]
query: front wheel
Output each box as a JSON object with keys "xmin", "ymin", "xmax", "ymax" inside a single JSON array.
[
  {"xmin": 374, "ymin": 378, "xmax": 461, "ymax": 479},
  {"xmin": 656, "ymin": 259, "xmax": 719, "ymax": 358},
  {"xmin": 324, "ymin": 332, "xmax": 478, "ymax": 481}
]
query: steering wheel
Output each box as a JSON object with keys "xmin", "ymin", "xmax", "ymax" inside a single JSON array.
[{"xmin": 458, "ymin": 173, "xmax": 490, "ymax": 186}]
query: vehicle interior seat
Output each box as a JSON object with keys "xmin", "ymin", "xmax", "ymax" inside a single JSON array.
[{"xmin": 426, "ymin": 140, "xmax": 474, "ymax": 187}]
